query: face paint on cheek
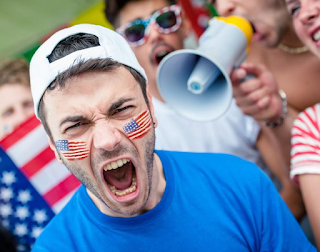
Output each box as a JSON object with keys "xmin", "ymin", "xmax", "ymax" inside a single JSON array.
[
  {"xmin": 123, "ymin": 110, "xmax": 152, "ymax": 140},
  {"xmin": 55, "ymin": 140, "xmax": 90, "ymax": 161}
]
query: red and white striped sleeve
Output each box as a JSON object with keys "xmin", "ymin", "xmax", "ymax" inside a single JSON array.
[{"xmin": 290, "ymin": 103, "xmax": 320, "ymax": 185}]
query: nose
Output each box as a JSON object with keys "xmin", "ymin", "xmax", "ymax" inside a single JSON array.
[
  {"xmin": 215, "ymin": 0, "xmax": 236, "ymax": 16},
  {"xmin": 146, "ymin": 22, "xmax": 165, "ymax": 44},
  {"xmin": 300, "ymin": 4, "xmax": 319, "ymax": 25},
  {"xmin": 93, "ymin": 121, "xmax": 122, "ymax": 151}
]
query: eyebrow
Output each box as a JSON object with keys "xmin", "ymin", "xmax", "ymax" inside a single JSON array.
[
  {"xmin": 107, "ymin": 98, "xmax": 134, "ymax": 115},
  {"xmin": 59, "ymin": 98, "xmax": 134, "ymax": 128}
]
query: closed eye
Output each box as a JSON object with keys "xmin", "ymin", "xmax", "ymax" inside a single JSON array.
[
  {"xmin": 114, "ymin": 105, "xmax": 134, "ymax": 114},
  {"xmin": 65, "ymin": 122, "xmax": 82, "ymax": 132}
]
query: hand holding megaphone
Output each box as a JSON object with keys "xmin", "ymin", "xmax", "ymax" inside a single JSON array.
[
  {"xmin": 230, "ymin": 62, "xmax": 283, "ymax": 124},
  {"xmin": 157, "ymin": 16, "xmax": 254, "ymax": 122}
]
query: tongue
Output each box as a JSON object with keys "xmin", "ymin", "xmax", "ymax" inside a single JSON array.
[{"xmin": 104, "ymin": 164, "xmax": 133, "ymax": 190}]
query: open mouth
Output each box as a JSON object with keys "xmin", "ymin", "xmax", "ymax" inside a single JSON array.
[
  {"xmin": 151, "ymin": 44, "xmax": 174, "ymax": 65},
  {"xmin": 154, "ymin": 50, "xmax": 171, "ymax": 65},
  {"xmin": 103, "ymin": 158, "xmax": 138, "ymax": 198},
  {"xmin": 312, "ymin": 29, "xmax": 320, "ymax": 42}
]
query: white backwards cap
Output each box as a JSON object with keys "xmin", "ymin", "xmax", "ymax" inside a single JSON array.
[{"xmin": 30, "ymin": 24, "xmax": 147, "ymax": 119}]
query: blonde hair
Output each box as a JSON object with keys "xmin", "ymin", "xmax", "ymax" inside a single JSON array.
[{"xmin": 0, "ymin": 59, "xmax": 30, "ymax": 87}]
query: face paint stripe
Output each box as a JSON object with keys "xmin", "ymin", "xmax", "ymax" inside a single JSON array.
[
  {"xmin": 55, "ymin": 140, "xmax": 89, "ymax": 161},
  {"xmin": 130, "ymin": 125, "xmax": 152, "ymax": 140},
  {"xmin": 127, "ymin": 118, "xmax": 151, "ymax": 138},
  {"xmin": 123, "ymin": 110, "xmax": 152, "ymax": 140},
  {"xmin": 129, "ymin": 121, "xmax": 152, "ymax": 140}
]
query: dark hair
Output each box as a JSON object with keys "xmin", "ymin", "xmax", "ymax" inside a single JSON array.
[
  {"xmin": 104, "ymin": 0, "xmax": 177, "ymax": 28},
  {"xmin": 0, "ymin": 225, "xmax": 18, "ymax": 252},
  {"xmin": 38, "ymin": 33, "xmax": 148, "ymax": 140}
]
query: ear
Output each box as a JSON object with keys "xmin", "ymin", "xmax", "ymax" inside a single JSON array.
[
  {"xmin": 147, "ymin": 90, "xmax": 158, "ymax": 128},
  {"xmin": 48, "ymin": 136, "xmax": 63, "ymax": 164}
]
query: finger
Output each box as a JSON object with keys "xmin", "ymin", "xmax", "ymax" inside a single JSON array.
[
  {"xmin": 235, "ymin": 87, "xmax": 270, "ymax": 107},
  {"xmin": 230, "ymin": 68, "xmax": 247, "ymax": 85},
  {"xmin": 240, "ymin": 98, "xmax": 270, "ymax": 117},
  {"xmin": 240, "ymin": 62, "xmax": 267, "ymax": 77},
  {"xmin": 233, "ymin": 78, "xmax": 262, "ymax": 97}
]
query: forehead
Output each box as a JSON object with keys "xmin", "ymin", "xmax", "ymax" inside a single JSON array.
[
  {"xmin": 119, "ymin": 0, "xmax": 171, "ymax": 25},
  {"xmin": 0, "ymin": 84, "xmax": 32, "ymax": 109}
]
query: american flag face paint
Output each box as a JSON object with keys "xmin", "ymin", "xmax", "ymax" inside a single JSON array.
[
  {"xmin": 55, "ymin": 140, "xmax": 89, "ymax": 161},
  {"xmin": 123, "ymin": 110, "xmax": 152, "ymax": 140}
]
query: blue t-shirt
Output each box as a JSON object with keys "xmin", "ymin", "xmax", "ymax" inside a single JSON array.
[{"xmin": 32, "ymin": 151, "xmax": 316, "ymax": 251}]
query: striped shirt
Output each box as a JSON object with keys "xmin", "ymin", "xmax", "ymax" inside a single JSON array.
[{"xmin": 291, "ymin": 103, "xmax": 320, "ymax": 185}]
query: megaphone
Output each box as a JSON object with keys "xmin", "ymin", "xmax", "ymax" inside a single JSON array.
[{"xmin": 157, "ymin": 16, "xmax": 253, "ymax": 121}]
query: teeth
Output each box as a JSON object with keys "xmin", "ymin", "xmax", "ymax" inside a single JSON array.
[
  {"xmin": 313, "ymin": 30, "xmax": 320, "ymax": 41},
  {"xmin": 103, "ymin": 159, "xmax": 130, "ymax": 171},
  {"xmin": 107, "ymin": 174, "xmax": 137, "ymax": 196}
]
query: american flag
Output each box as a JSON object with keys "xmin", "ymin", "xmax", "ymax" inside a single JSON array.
[
  {"xmin": 0, "ymin": 115, "xmax": 81, "ymax": 251},
  {"xmin": 123, "ymin": 110, "xmax": 152, "ymax": 140},
  {"xmin": 55, "ymin": 140, "xmax": 89, "ymax": 161}
]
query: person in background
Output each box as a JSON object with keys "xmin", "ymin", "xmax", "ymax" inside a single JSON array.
[
  {"xmin": 29, "ymin": 22, "xmax": 315, "ymax": 252},
  {"xmin": 104, "ymin": 0, "xmax": 303, "ymax": 220},
  {"xmin": 0, "ymin": 59, "xmax": 34, "ymax": 140},
  {"xmin": 285, "ymin": 0, "xmax": 320, "ymax": 248},
  {"xmin": 211, "ymin": 0, "xmax": 320, "ymax": 221}
]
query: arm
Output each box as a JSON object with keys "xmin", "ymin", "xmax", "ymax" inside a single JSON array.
[
  {"xmin": 290, "ymin": 105, "xmax": 320, "ymax": 249},
  {"xmin": 256, "ymin": 126, "xmax": 305, "ymax": 221},
  {"xmin": 258, "ymin": 168, "xmax": 316, "ymax": 251},
  {"xmin": 299, "ymin": 174, "xmax": 320, "ymax": 250}
]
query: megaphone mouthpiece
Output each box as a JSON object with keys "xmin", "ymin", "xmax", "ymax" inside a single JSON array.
[{"xmin": 187, "ymin": 57, "xmax": 221, "ymax": 95}]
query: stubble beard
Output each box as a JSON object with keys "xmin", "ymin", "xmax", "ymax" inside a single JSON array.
[{"xmin": 62, "ymin": 128, "xmax": 156, "ymax": 217}]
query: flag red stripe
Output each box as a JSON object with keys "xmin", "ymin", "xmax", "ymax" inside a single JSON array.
[
  {"xmin": 128, "ymin": 118, "xmax": 151, "ymax": 137},
  {"xmin": 0, "ymin": 116, "xmax": 40, "ymax": 150},
  {"xmin": 136, "ymin": 112, "xmax": 148, "ymax": 124},
  {"xmin": 65, "ymin": 155, "xmax": 89, "ymax": 160},
  {"xmin": 20, "ymin": 146, "xmax": 56, "ymax": 178},
  {"xmin": 63, "ymin": 153, "xmax": 89, "ymax": 158},
  {"xmin": 63, "ymin": 150, "xmax": 89, "ymax": 155},
  {"xmin": 129, "ymin": 122, "xmax": 152, "ymax": 139},
  {"xmin": 135, "ymin": 110, "xmax": 148, "ymax": 122},
  {"xmin": 68, "ymin": 147, "xmax": 88, "ymax": 151},
  {"xmin": 43, "ymin": 174, "xmax": 81, "ymax": 207}
]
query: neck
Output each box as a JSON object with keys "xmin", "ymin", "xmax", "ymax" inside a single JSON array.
[
  {"xmin": 280, "ymin": 23, "xmax": 305, "ymax": 48},
  {"xmin": 143, "ymin": 153, "xmax": 166, "ymax": 211}
]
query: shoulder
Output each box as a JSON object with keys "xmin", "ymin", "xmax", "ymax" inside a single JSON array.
[
  {"xmin": 293, "ymin": 104, "xmax": 320, "ymax": 136},
  {"xmin": 157, "ymin": 150, "xmax": 265, "ymax": 182}
]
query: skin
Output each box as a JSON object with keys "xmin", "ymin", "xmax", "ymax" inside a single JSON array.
[
  {"xmin": 211, "ymin": 0, "xmax": 320, "ymax": 220},
  {"xmin": 212, "ymin": 0, "xmax": 291, "ymax": 47},
  {"xmin": 44, "ymin": 67, "xmax": 166, "ymax": 217},
  {"xmin": 0, "ymin": 84, "xmax": 34, "ymax": 140},
  {"xmin": 287, "ymin": 0, "xmax": 320, "ymax": 58},
  {"xmin": 116, "ymin": 0, "xmax": 305, "ymax": 219},
  {"xmin": 117, "ymin": 0, "xmax": 191, "ymax": 102},
  {"xmin": 285, "ymin": 0, "xmax": 320, "ymax": 248}
]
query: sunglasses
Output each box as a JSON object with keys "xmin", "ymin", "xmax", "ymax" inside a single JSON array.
[{"xmin": 117, "ymin": 4, "xmax": 182, "ymax": 47}]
